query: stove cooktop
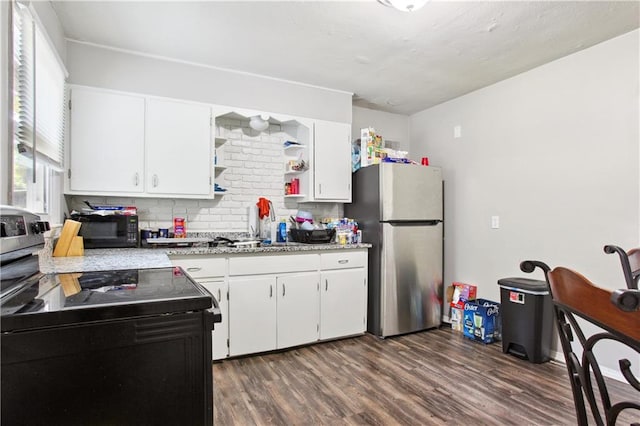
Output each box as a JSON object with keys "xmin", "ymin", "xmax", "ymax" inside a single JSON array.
[{"xmin": 0, "ymin": 267, "xmax": 214, "ymax": 332}]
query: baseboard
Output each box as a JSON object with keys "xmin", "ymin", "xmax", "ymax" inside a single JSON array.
[{"xmin": 549, "ymin": 350, "xmax": 631, "ymax": 383}]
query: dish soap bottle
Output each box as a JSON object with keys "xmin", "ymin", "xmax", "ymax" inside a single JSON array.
[{"xmin": 278, "ymin": 219, "xmax": 287, "ymax": 243}]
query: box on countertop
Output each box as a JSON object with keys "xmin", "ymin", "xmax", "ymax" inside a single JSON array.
[{"xmin": 463, "ymin": 299, "xmax": 501, "ymax": 344}]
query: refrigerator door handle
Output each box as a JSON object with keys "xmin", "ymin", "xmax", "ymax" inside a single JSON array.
[{"xmin": 384, "ymin": 220, "xmax": 442, "ymax": 226}]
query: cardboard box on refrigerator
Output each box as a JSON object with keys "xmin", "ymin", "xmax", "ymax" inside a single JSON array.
[{"xmin": 360, "ymin": 127, "xmax": 384, "ymax": 167}]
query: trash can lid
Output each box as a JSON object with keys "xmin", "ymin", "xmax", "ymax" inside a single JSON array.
[{"xmin": 498, "ymin": 277, "xmax": 549, "ymax": 294}]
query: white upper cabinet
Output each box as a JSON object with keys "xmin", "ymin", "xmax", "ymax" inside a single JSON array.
[
  {"xmin": 145, "ymin": 98, "xmax": 212, "ymax": 196},
  {"xmin": 66, "ymin": 86, "xmax": 213, "ymax": 199},
  {"xmin": 68, "ymin": 87, "xmax": 145, "ymax": 193},
  {"xmin": 312, "ymin": 120, "xmax": 352, "ymax": 202}
]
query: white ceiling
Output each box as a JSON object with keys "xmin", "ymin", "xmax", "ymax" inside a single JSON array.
[{"xmin": 51, "ymin": 1, "xmax": 640, "ymax": 115}]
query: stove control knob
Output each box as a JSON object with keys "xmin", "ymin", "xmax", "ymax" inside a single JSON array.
[
  {"xmin": 30, "ymin": 221, "xmax": 50, "ymax": 234},
  {"xmin": 30, "ymin": 222, "xmax": 41, "ymax": 234}
]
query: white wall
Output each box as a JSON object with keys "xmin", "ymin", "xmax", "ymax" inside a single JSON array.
[
  {"xmin": 66, "ymin": 41, "xmax": 352, "ymax": 124},
  {"xmin": 410, "ymin": 29, "xmax": 639, "ymax": 374},
  {"xmin": 352, "ymin": 106, "xmax": 410, "ymax": 151}
]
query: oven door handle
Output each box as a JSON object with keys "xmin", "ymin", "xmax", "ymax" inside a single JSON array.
[{"xmin": 206, "ymin": 306, "xmax": 222, "ymax": 330}]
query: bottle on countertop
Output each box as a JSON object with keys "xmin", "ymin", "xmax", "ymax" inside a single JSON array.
[
  {"xmin": 278, "ymin": 219, "xmax": 287, "ymax": 243},
  {"xmin": 173, "ymin": 217, "xmax": 186, "ymax": 238}
]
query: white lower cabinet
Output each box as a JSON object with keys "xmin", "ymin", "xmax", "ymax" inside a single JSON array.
[
  {"xmin": 228, "ymin": 271, "xmax": 319, "ymax": 357},
  {"xmin": 170, "ymin": 256, "xmax": 228, "ymax": 360},
  {"xmin": 319, "ymin": 251, "xmax": 368, "ymax": 340},
  {"xmin": 198, "ymin": 279, "xmax": 229, "ymax": 361},
  {"xmin": 320, "ymin": 269, "xmax": 367, "ymax": 340},
  {"xmin": 228, "ymin": 276, "xmax": 277, "ymax": 356},
  {"xmin": 172, "ymin": 249, "xmax": 368, "ymax": 359},
  {"xmin": 275, "ymin": 273, "xmax": 320, "ymax": 349}
]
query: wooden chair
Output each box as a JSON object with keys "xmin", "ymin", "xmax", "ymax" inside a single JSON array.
[{"xmin": 521, "ymin": 260, "xmax": 640, "ymax": 426}]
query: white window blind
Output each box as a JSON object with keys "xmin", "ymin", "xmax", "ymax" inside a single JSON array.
[{"xmin": 13, "ymin": 0, "xmax": 67, "ymax": 167}]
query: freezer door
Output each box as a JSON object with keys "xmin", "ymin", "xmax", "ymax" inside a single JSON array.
[
  {"xmin": 381, "ymin": 163, "xmax": 442, "ymax": 221},
  {"xmin": 380, "ymin": 222, "xmax": 443, "ymax": 336}
]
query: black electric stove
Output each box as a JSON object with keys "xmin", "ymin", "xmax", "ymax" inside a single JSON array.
[
  {"xmin": 1, "ymin": 206, "xmax": 220, "ymax": 426},
  {"xmin": 1, "ymin": 266, "xmax": 217, "ymax": 331}
]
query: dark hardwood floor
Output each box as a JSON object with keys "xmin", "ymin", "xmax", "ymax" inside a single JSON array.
[{"xmin": 213, "ymin": 327, "xmax": 637, "ymax": 425}]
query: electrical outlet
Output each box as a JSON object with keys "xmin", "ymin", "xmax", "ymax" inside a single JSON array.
[
  {"xmin": 454, "ymin": 125, "xmax": 462, "ymax": 138},
  {"xmin": 491, "ymin": 216, "xmax": 500, "ymax": 229}
]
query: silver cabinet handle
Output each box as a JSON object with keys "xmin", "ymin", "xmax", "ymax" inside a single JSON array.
[
  {"xmin": 283, "ymin": 283, "xmax": 286, "ymax": 297},
  {"xmin": 134, "ymin": 172, "xmax": 139, "ymax": 186},
  {"xmin": 217, "ymin": 288, "xmax": 221, "ymax": 302},
  {"xmin": 319, "ymin": 183, "xmax": 322, "ymax": 194},
  {"xmin": 186, "ymin": 267, "xmax": 202, "ymax": 272},
  {"xmin": 269, "ymin": 284, "xmax": 273, "ymax": 298},
  {"xmin": 153, "ymin": 174, "xmax": 159, "ymax": 187},
  {"xmin": 338, "ymin": 259, "xmax": 349, "ymax": 264},
  {"xmin": 325, "ymin": 279, "xmax": 328, "ymax": 291}
]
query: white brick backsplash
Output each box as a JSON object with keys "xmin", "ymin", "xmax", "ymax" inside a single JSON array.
[
  {"xmin": 230, "ymin": 153, "xmax": 250, "ymax": 161},
  {"xmin": 66, "ymin": 118, "xmax": 345, "ymax": 232}
]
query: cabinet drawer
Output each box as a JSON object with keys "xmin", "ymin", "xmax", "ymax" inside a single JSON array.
[
  {"xmin": 229, "ymin": 254, "xmax": 319, "ymax": 276},
  {"xmin": 320, "ymin": 251, "xmax": 366, "ymax": 270},
  {"xmin": 170, "ymin": 256, "xmax": 226, "ymax": 278}
]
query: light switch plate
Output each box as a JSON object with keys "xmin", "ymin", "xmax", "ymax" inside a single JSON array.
[{"xmin": 491, "ymin": 216, "xmax": 500, "ymax": 229}]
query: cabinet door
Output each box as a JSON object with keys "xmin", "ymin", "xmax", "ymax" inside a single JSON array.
[
  {"xmin": 228, "ymin": 276, "xmax": 277, "ymax": 356},
  {"xmin": 145, "ymin": 98, "xmax": 212, "ymax": 196},
  {"xmin": 276, "ymin": 272, "xmax": 319, "ymax": 349},
  {"xmin": 69, "ymin": 87, "xmax": 145, "ymax": 193},
  {"xmin": 320, "ymin": 269, "xmax": 367, "ymax": 340},
  {"xmin": 199, "ymin": 280, "xmax": 228, "ymax": 360},
  {"xmin": 313, "ymin": 120, "xmax": 352, "ymax": 201}
]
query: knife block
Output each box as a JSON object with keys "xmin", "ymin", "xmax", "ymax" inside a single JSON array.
[{"xmin": 53, "ymin": 220, "xmax": 84, "ymax": 257}]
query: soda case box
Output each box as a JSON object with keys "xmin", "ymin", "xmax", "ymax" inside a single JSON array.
[
  {"xmin": 450, "ymin": 282, "xmax": 478, "ymax": 309},
  {"xmin": 463, "ymin": 299, "xmax": 501, "ymax": 344},
  {"xmin": 451, "ymin": 306, "xmax": 464, "ymax": 332},
  {"xmin": 360, "ymin": 127, "xmax": 385, "ymax": 167}
]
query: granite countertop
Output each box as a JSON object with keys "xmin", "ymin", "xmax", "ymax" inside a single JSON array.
[
  {"xmin": 39, "ymin": 243, "xmax": 371, "ymax": 274},
  {"xmin": 165, "ymin": 242, "xmax": 371, "ymax": 256}
]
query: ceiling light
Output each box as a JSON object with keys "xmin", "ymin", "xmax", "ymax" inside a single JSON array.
[
  {"xmin": 378, "ymin": 0, "xmax": 428, "ymax": 12},
  {"xmin": 249, "ymin": 114, "xmax": 270, "ymax": 132}
]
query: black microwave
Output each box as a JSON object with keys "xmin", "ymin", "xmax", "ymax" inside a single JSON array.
[{"xmin": 71, "ymin": 214, "xmax": 139, "ymax": 248}]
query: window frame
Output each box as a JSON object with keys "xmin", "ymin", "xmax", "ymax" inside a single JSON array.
[{"xmin": 10, "ymin": 0, "xmax": 67, "ymax": 224}]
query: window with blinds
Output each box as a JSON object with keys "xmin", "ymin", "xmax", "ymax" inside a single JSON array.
[{"xmin": 11, "ymin": 0, "xmax": 67, "ymax": 216}]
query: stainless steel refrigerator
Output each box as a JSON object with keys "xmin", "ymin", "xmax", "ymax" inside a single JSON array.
[{"xmin": 345, "ymin": 163, "xmax": 443, "ymax": 337}]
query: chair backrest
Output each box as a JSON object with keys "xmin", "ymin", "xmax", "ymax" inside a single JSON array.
[
  {"xmin": 546, "ymin": 266, "xmax": 640, "ymax": 426},
  {"xmin": 627, "ymin": 248, "xmax": 640, "ymax": 288},
  {"xmin": 548, "ymin": 267, "xmax": 640, "ymax": 342},
  {"xmin": 604, "ymin": 245, "xmax": 640, "ymax": 290}
]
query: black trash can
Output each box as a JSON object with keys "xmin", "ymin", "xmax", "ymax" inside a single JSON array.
[{"xmin": 497, "ymin": 277, "xmax": 554, "ymax": 363}]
